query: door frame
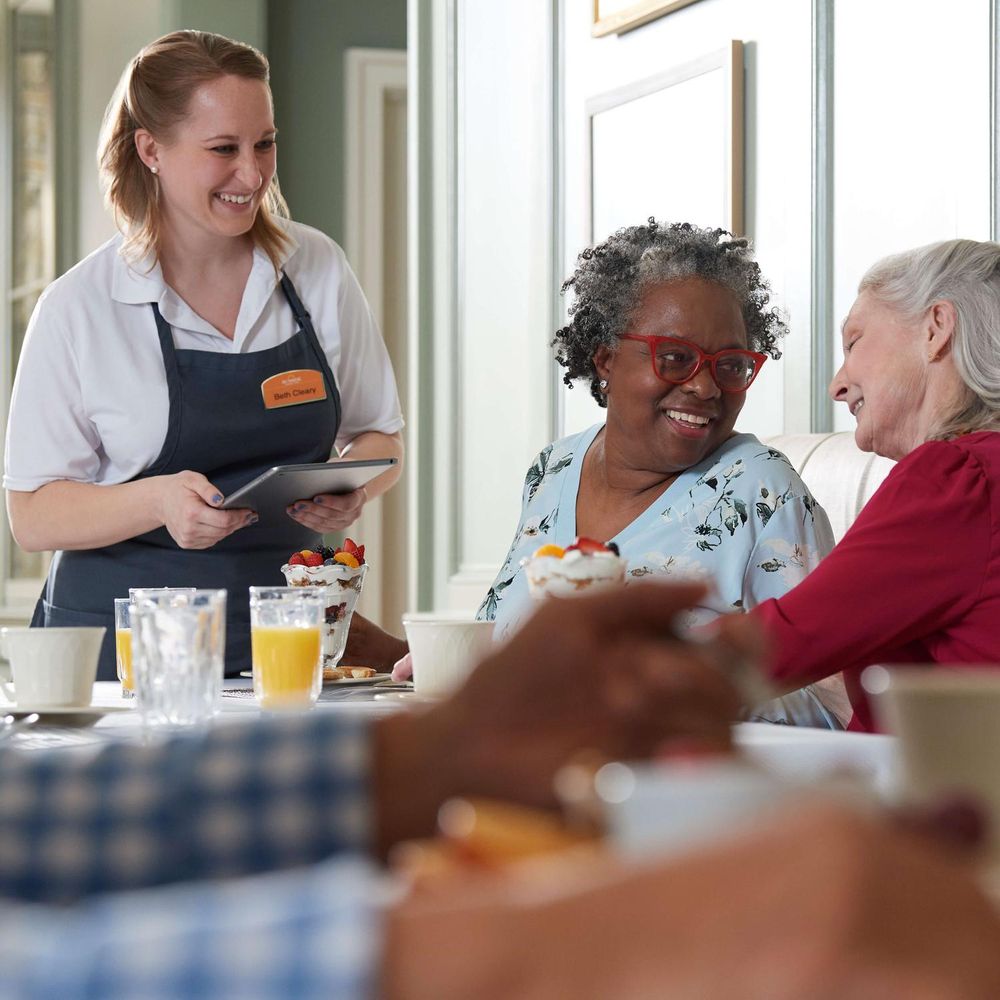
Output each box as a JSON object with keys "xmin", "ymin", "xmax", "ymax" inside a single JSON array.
[{"xmin": 343, "ymin": 47, "xmax": 408, "ymax": 623}]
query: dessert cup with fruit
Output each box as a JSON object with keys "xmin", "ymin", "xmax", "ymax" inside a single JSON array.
[
  {"xmin": 523, "ymin": 536, "xmax": 626, "ymax": 600},
  {"xmin": 281, "ymin": 538, "xmax": 369, "ymax": 669}
]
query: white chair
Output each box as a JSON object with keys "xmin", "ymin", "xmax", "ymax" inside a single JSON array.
[{"xmin": 764, "ymin": 432, "xmax": 896, "ymax": 543}]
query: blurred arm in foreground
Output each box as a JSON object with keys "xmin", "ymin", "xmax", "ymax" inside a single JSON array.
[{"xmin": 386, "ymin": 801, "xmax": 1000, "ymax": 999}]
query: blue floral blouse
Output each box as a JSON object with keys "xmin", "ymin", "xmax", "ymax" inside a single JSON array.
[{"xmin": 477, "ymin": 425, "xmax": 839, "ymax": 727}]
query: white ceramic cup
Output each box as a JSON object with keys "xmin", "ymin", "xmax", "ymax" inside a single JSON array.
[
  {"xmin": 595, "ymin": 758, "xmax": 796, "ymax": 860},
  {"xmin": 401, "ymin": 614, "xmax": 495, "ymax": 697},
  {"xmin": 0, "ymin": 626, "xmax": 105, "ymax": 708},
  {"xmin": 870, "ymin": 666, "xmax": 1000, "ymax": 862}
]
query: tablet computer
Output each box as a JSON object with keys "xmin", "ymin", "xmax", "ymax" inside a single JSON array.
[{"xmin": 219, "ymin": 458, "xmax": 397, "ymax": 515}]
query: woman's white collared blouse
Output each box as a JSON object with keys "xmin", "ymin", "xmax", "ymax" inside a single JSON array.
[{"xmin": 3, "ymin": 220, "xmax": 403, "ymax": 492}]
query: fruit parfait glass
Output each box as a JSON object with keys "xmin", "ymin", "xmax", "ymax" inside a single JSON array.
[
  {"xmin": 523, "ymin": 536, "xmax": 626, "ymax": 600},
  {"xmin": 281, "ymin": 538, "xmax": 368, "ymax": 668}
]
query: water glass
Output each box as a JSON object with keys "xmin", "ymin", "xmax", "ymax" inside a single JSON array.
[
  {"xmin": 130, "ymin": 589, "xmax": 226, "ymax": 727},
  {"xmin": 113, "ymin": 597, "xmax": 135, "ymax": 699},
  {"xmin": 249, "ymin": 586, "xmax": 325, "ymax": 710}
]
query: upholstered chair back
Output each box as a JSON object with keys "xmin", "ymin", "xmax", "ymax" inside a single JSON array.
[{"xmin": 764, "ymin": 433, "xmax": 896, "ymax": 544}]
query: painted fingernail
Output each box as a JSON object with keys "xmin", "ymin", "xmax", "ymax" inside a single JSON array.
[
  {"xmin": 312, "ymin": 496, "xmax": 324, "ymax": 505},
  {"xmin": 247, "ymin": 513, "xmax": 259, "ymax": 525},
  {"xmin": 294, "ymin": 503, "xmax": 305, "ymax": 512},
  {"xmin": 211, "ymin": 494, "xmax": 223, "ymax": 504}
]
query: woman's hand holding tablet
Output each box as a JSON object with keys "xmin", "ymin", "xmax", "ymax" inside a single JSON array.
[{"xmin": 219, "ymin": 458, "xmax": 398, "ymax": 517}]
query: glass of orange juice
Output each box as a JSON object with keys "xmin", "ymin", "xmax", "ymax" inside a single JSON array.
[
  {"xmin": 113, "ymin": 597, "xmax": 135, "ymax": 698},
  {"xmin": 249, "ymin": 586, "xmax": 325, "ymax": 710}
]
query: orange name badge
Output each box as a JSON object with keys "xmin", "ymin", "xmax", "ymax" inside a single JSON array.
[{"xmin": 261, "ymin": 369, "xmax": 328, "ymax": 409}]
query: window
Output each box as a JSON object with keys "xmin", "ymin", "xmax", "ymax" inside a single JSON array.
[{"xmin": 2, "ymin": 0, "xmax": 57, "ymax": 611}]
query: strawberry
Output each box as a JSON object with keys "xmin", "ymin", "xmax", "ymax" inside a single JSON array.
[
  {"xmin": 337, "ymin": 538, "xmax": 366, "ymax": 565},
  {"xmin": 288, "ymin": 552, "xmax": 306, "ymax": 566},
  {"xmin": 565, "ymin": 536, "xmax": 610, "ymax": 555},
  {"xmin": 304, "ymin": 552, "xmax": 325, "ymax": 567}
]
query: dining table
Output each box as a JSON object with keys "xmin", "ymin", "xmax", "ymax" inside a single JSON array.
[
  {"xmin": 1, "ymin": 681, "xmax": 902, "ymax": 806},
  {"xmin": 0, "ymin": 677, "xmax": 405, "ymax": 751}
]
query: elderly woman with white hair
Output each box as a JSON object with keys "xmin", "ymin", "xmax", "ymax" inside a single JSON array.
[{"xmin": 751, "ymin": 239, "xmax": 1000, "ymax": 731}]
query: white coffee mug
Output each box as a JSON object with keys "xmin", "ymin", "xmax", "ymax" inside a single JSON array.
[
  {"xmin": 870, "ymin": 666, "xmax": 1000, "ymax": 862},
  {"xmin": 596, "ymin": 758, "xmax": 796, "ymax": 860},
  {"xmin": 401, "ymin": 614, "xmax": 495, "ymax": 697},
  {"xmin": 0, "ymin": 626, "xmax": 105, "ymax": 708}
]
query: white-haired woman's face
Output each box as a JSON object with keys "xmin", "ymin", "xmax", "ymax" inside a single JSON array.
[{"xmin": 830, "ymin": 291, "xmax": 928, "ymax": 460}]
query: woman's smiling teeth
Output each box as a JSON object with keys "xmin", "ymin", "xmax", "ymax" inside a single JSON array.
[
  {"xmin": 665, "ymin": 409, "xmax": 711, "ymax": 426},
  {"xmin": 217, "ymin": 192, "xmax": 253, "ymax": 204}
]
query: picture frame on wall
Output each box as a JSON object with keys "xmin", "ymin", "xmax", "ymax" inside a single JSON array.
[
  {"xmin": 592, "ymin": 0, "xmax": 703, "ymax": 37},
  {"xmin": 584, "ymin": 41, "xmax": 745, "ymax": 245}
]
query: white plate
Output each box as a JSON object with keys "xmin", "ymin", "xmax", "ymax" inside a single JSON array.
[
  {"xmin": 239, "ymin": 670, "xmax": 392, "ymax": 686},
  {"xmin": 323, "ymin": 672, "xmax": 392, "ymax": 687},
  {"xmin": 0, "ymin": 703, "xmax": 133, "ymax": 724}
]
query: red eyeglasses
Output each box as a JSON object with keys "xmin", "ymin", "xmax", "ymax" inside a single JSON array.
[{"xmin": 620, "ymin": 334, "xmax": 767, "ymax": 393}]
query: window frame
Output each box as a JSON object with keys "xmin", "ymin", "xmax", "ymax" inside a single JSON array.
[{"xmin": 0, "ymin": 0, "xmax": 74, "ymax": 619}]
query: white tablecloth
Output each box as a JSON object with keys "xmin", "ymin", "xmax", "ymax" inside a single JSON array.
[
  {"xmin": 0, "ymin": 678, "xmax": 402, "ymax": 750},
  {"xmin": 4, "ymin": 683, "xmax": 901, "ymax": 802},
  {"xmin": 735, "ymin": 721, "xmax": 899, "ymax": 797}
]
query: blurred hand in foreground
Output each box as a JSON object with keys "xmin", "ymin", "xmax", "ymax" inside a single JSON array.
[
  {"xmin": 374, "ymin": 581, "xmax": 745, "ymax": 854},
  {"xmin": 384, "ymin": 801, "xmax": 1000, "ymax": 999}
]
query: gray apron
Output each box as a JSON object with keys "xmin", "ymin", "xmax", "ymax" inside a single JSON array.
[{"xmin": 32, "ymin": 274, "xmax": 341, "ymax": 678}]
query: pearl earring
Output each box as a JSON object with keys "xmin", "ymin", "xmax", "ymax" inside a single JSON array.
[
  {"xmin": 599, "ymin": 379, "xmax": 608, "ymax": 391},
  {"xmin": 150, "ymin": 166, "xmax": 159, "ymax": 175}
]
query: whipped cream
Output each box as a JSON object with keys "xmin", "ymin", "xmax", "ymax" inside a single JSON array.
[{"xmin": 523, "ymin": 548, "xmax": 626, "ymax": 599}]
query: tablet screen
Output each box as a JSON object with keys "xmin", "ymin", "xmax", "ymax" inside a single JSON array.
[{"xmin": 219, "ymin": 458, "xmax": 397, "ymax": 514}]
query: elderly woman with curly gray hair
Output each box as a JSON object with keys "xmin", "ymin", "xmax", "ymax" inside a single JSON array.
[
  {"xmin": 476, "ymin": 219, "xmax": 842, "ymax": 727},
  {"xmin": 347, "ymin": 220, "xmax": 842, "ymax": 725}
]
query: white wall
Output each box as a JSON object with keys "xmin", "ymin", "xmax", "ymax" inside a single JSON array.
[
  {"xmin": 830, "ymin": 0, "xmax": 992, "ymax": 431},
  {"xmin": 560, "ymin": 0, "xmax": 813, "ymax": 440},
  {"xmin": 453, "ymin": 1, "xmax": 554, "ymax": 601},
  {"xmin": 74, "ymin": 1, "xmax": 268, "ymax": 260},
  {"xmin": 77, "ymin": 0, "xmax": 164, "ymax": 257},
  {"xmin": 409, "ymin": 0, "xmax": 555, "ymax": 610}
]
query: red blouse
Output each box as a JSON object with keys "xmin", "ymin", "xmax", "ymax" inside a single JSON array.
[{"xmin": 753, "ymin": 432, "xmax": 1000, "ymax": 731}]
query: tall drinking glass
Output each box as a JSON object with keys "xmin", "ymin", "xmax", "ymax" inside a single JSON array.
[
  {"xmin": 130, "ymin": 589, "xmax": 226, "ymax": 727},
  {"xmin": 113, "ymin": 597, "xmax": 135, "ymax": 699},
  {"xmin": 249, "ymin": 586, "xmax": 325, "ymax": 710}
]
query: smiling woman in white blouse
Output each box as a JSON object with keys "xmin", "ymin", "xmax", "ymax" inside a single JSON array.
[{"xmin": 2, "ymin": 30, "xmax": 403, "ymax": 679}]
